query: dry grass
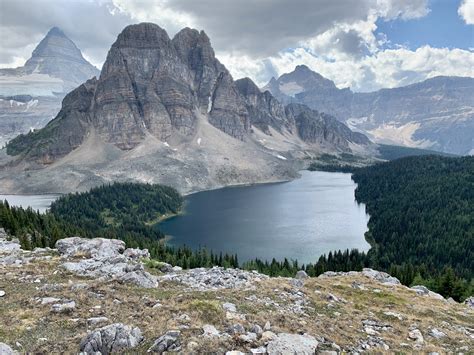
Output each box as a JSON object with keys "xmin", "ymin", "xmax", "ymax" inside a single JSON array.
[{"xmin": 0, "ymin": 257, "xmax": 472, "ymax": 353}]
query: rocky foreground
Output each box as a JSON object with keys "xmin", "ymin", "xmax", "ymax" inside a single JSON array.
[{"xmin": 0, "ymin": 229, "xmax": 472, "ymax": 354}]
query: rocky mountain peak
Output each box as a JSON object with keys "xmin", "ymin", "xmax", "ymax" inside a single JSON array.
[
  {"xmin": 112, "ymin": 23, "xmax": 170, "ymax": 49},
  {"xmin": 3, "ymin": 22, "xmax": 371, "ymax": 193},
  {"xmin": 26, "ymin": 27, "xmax": 89, "ymax": 69},
  {"xmin": 10, "ymin": 26, "xmax": 101, "ymax": 88},
  {"xmin": 235, "ymin": 77, "xmax": 261, "ymax": 96},
  {"xmin": 279, "ymin": 65, "xmax": 337, "ymax": 90}
]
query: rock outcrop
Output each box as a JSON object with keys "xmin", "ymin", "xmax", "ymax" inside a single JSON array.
[
  {"xmin": 0, "ymin": 231, "xmax": 472, "ymax": 353},
  {"xmin": 56, "ymin": 237, "xmax": 157, "ymax": 288},
  {"xmin": 79, "ymin": 323, "xmax": 143, "ymax": 354},
  {"xmin": 266, "ymin": 333, "xmax": 319, "ymax": 354},
  {"xmin": 1, "ymin": 23, "xmax": 371, "ymax": 195}
]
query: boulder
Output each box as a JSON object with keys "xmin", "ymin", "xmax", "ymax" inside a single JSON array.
[
  {"xmin": 123, "ymin": 248, "xmax": 150, "ymax": 260},
  {"xmin": 148, "ymin": 330, "xmax": 181, "ymax": 353},
  {"xmin": 118, "ymin": 270, "xmax": 158, "ymax": 288},
  {"xmin": 79, "ymin": 323, "xmax": 143, "ymax": 354},
  {"xmin": 362, "ymin": 268, "xmax": 400, "ymax": 285},
  {"xmin": 0, "ymin": 343, "xmax": 16, "ymax": 355},
  {"xmin": 408, "ymin": 329, "xmax": 424, "ymax": 344},
  {"xmin": 0, "ymin": 228, "xmax": 21, "ymax": 254},
  {"xmin": 222, "ymin": 302, "xmax": 237, "ymax": 312},
  {"xmin": 295, "ymin": 270, "xmax": 309, "ymax": 279},
  {"xmin": 411, "ymin": 285, "xmax": 445, "ymax": 300},
  {"xmin": 266, "ymin": 333, "xmax": 319, "ymax": 354},
  {"xmin": 56, "ymin": 237, "xmax": 125, "ymax": 259},
  {"xmin": 464, "ymin": 296, "xmax": 474, "ymax": 308},
  {"xmin": 51, "ymin": 300, "xmax": 76, "ymax": 313},
  {"xmin": 428, "ymin": 328, "xmax": 446, "ymax": 339},
  {"xmin": 202, "ymin": 324, "xmax": 220, "ymax": 337}
]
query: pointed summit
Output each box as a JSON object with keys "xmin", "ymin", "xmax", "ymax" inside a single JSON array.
[
  {"xmin": 22, "ymin": 27, "xmax": 99, "ymax": 84},
  {"xmin": 46, "ymin": 26, "xmax": 67, "ymax": 37}
]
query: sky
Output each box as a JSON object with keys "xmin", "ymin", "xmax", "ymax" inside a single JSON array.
[{"xmin": 0, "ymin": 0, "xmax": 473, "ymax": 92}]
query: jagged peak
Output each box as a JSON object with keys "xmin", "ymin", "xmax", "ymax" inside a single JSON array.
[
  {"xmin": 173, "ymin": 27, "xmax": 210, "ymax": 44},
  {"xmin": 235, "ymin": 77, "xmax": 261, "ymax": 96},
  {"xmin": 46, "ymin": 26, "xmax": 67, "ymax": 38}
]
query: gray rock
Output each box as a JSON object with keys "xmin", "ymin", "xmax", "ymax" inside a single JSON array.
[
  {"xmin": 239, "ymin": 332, "xmax": 258, "ymax": 343},
  {"xmin": 266, "ymin": 333, "xmax": 319, "ymax": 354},
  {"xmin": 464, "ymin": 296, "xmax": 474, "ymax": 308},
  {"xmin": 0, "ymin": 343, "xmax": 16, "ymax": 355},
  {"xmin": 158, "ymin": 263, "xmax": 173, "ymax": 273},
  {"xmin": 148, "ymin": 330, "xmax": 181, "ymax": 353},
  {"xmin": 290, "ymin": 278, "xmax": 304, "ymax": 288},
  {"xmin": 118, "ymin": 270, "xmax": 158, "ymax": 288},
  {"xmin": 0, "ymin": 290, "xmax": 5, "ymax": 297},
  {"xmin": 159, "ymin": 266, "xmax": 268, "ymax": 290},
  {"xmin": 0, "ymin": 229, "xmax": 21, "ymax": 254},
  {"xmin": 123, "ymin": 248, "xmax": 150, "ymax": 260},
  {"xmin": 411, "ymin": 285, "xmax": 445, "ymax": 300},
  {"xmin": 223, "ymin": 302, "xmax": 237, "ymax": 312},
  {"xmin": 40, "ymin": 297, "xmax": 61, "ymax": 305},
  {"xmin": 295, "ymin": 270, "xmax": 309, "ymax": 279},
  {"xmin": 408, "ymin": 329, "xmax": 424, "ymax": 344},
  {"xmin": 80, "ymin": 323, "xmax": 143, "ymax": 354},
  {"xmin": 362, "ymin": 268, "xmax": 401, "ymax": 285},
  {"xmin": 202, "ymin": 324, "xmax": 220, "ymax": 337},
  {"xmin": 51, "ymin": 300, "xmax": 75, "ymax": 313},
  {"xmin": 250, "ymin": 346, "xmax": 267, "ymax": 354},
  {"xmin": 56, "ymin": 237, "xmax": 125, "ymax": 259},
  {"xmin": 250, "ymin": 324, "xmax": 263, "ymax": 335},
  {"xmin": 429, "ymin": 328, "xmax": 446, "ymax": 339},
  {"xmin": 228, "ymin": 323, "xmax": 246, "ymax": 335}
]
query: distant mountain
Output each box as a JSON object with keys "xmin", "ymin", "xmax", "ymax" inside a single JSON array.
[
  {"xmin": 0, "ymin": 27, "xmax": 99, "ymax": 147},
  {"xmin": 264, "ymin": 66, "xmax": 474, "ymax": 155},
  {"xmin": 0, "ymin": 23, "xmax": 371, "ymax": 194}
]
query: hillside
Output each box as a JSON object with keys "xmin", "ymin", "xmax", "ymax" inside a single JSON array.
[
  {"xmin": 264, "ymin": 66, "xmax": 474, "ymax": 155},
  {"xmin": 0, "ymin": 232, "xmax": 472, "ymax": 354},
  {"xmin": 352, "ymin": 155, "xmax": 474, "ymax": 290}
]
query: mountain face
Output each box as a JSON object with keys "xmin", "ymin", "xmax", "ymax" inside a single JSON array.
[
  {"xmin": 0, "ymin": 27, "xmax": 100, "ymax": 148},
  {"xmin": 0, "ymin": 23, "xmax": 371, "ymax": 194},
  {"xmin": 0, "ymin": 27, "xmax": 99, "ymax": 92},
  {"xmin": 264, "ymin": 67, "xmax": 474, "ymax": 155}
]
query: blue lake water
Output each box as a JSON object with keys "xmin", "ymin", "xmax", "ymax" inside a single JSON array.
[{"xmin": 160, "ymin": 171, "xmax": 371, "ymax": 264}]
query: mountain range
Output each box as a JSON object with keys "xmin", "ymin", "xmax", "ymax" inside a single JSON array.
[
  {"xmin": 264, "ymin": 65, "xmax": 474, "ymax": 155},
  {"xmin": 0, "ymin": 23, "xmax": 372, "ymax": 194},
  {"xmin": 0, "ymin": 27, "xmax": 99, "ymax": 147}
]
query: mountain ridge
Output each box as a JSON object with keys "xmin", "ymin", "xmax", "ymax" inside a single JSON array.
[
  {"xmin": 264, "ymin": 67, "xmax": 474, "ymax": 155},
  {"xmin": 0, "ymin": 23, "xmax": 372, "ymax": 195}
]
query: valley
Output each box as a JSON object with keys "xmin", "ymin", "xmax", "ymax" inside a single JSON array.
[{"xmin": 0, "ymin": 4, "xmax": 473, "ymax": 352}]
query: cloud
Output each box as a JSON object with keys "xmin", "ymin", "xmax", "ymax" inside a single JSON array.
[
  {"xmin": 221, "ymin": 45, "xmax": 474, "ymax": 92},
  {"xmin": 0, "ymin": 0, "xmax": 471, "ymax": 93},
  {"xmin": 112, "ymin": 0, "xmax": 430, "ymax": 58},
  {"xmin": 0, "ymin": 0, "xmax": 133, "ymax": 68},
  {"xmin": 458, "ymin": 0, "xmax": 474, "ymax": 24}
]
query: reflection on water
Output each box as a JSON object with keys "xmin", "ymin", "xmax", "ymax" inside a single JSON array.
[{"xmin": 160, "ymin": 171, "xmax": 370, "ymax": 264}]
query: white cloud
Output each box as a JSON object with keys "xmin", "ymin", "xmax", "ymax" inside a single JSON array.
[
  {"xmin": 458, "ymin": 0, "xmax": 474, "ymax": 24},
  {"xmin": 1, "ymin": 0, "xmax": 471, "ymax": 93},
  {"xmin": 221, "ymin": 46, "xmax": 474, "ymax": 92}
]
